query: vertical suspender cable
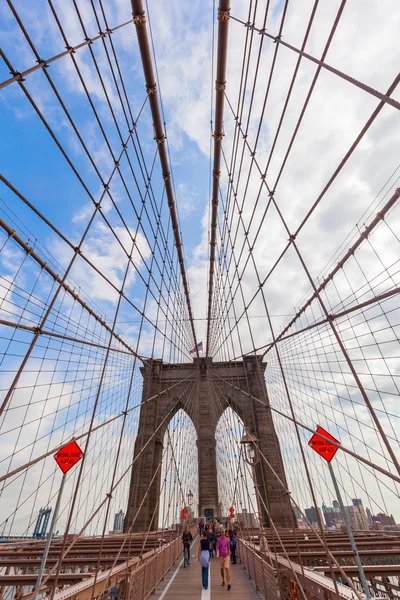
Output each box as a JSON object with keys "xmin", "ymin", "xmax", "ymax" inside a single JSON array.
[
  {"xmin": 130, "ymin": 0, "xmax": 198, "ymax": 355},
  {"xmin": 206, "ymin": 0, "xmax": 231, "ymax": 356}
]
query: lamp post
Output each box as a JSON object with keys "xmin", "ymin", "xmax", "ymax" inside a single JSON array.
[{"xmin": 240, "ymin": 429, "xmax": 266, "ymax": 552}]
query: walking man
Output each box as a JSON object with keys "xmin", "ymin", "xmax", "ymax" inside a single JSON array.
[{"xmin": 216, "ymin": 529, "xmax": 231, "ymax": 590}]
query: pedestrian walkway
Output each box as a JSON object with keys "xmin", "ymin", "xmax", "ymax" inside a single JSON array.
[{"xmin": 153, "ymin": 552, "xmax": 263, "ymax": 600}]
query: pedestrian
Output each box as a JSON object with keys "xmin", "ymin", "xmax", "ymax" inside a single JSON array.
[
  {"xmin": 229, "ymin": 529, "xmax": 237, "ymax": 564},
  {"xmin": 207, "ymin": 525, "xmax": 215, "ymax": 558},
  {"xmin": 217, "ymin": 529, "xmax": 232, "ymax": 590},
  {"xmin": 182, "ymin": 525, "xmax": 193, "ymax": 565},
  {"xmin": 214, "ymin": 521, "xmax": 221, "ymax": 556},
  {"xmin": 199, "ymin": 518, "xmax": 204, "ymax": 536},
  {"xmin": 198, "ymin": 529, "xmax": 211, "ymax": 590}
]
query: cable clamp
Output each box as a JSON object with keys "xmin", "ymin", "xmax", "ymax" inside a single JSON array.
[
  {"xmin": 74, "ymin": 246, "xmax": 82, "ymax": 255},
  {"xmin": 106, "ymin": 493, "xmax": 113, "ymax": 499},
  {"xmin": 327, "ymin": 314, "xmax": 334, "ymax": 321},
  {"xmin": 218, "ymin": 8, "xmax": 231, "ymax": 21},
  {"xmin": 103, "ymin": 183, "xmax": 110, "ymax": 190},
  {"xmin": 258, "ymin": 28, "xmax": 266, "ymax": 35},
  {"xmin": 215, "ymin": 81, "xmax": 226, "ymax": 92},
  {"xmin": 155, "ymin": 134, "xmax": 166, "ymax": 144},
  {"xmin": 8, "ymin": 229, "xmax": 16, "ymax": 239},
  {"xmin": 13, "ymin": 71, "xmax": 25, "ymax": 82},
  {"xmin": 213, "ymin": 170, "xmax": 221, "ymax": 179},
  {"xmin": 33, "ymin": 327, "xmax": 43, "ymax": 335},
  {"xmin": 360, "ymin": 230, "xmax": 369, "ymax": 240},
  {"xmin": 105, "ymin": 28, "xmax": 112, "ymax": 35},
  {"xmin": 288, "ymin": 234, "xmax": 296, "ymax": 242},
  {"xmin": 66, "ymin": 45, "xmax": 76, "ymax": 54},
  {"xmin": 163, "ymin": 172, "xmax": 171, "ymax": 181},
  {"xmin": 27, "ymin": 247, "xmax": 34, "ymax": 255},
  {"xmin": 133, "ymin": 12, "xmax": 146, "ymax": 25},
  {"xmin": 85, "ymin": 37, "xmax": 93, "ymax": 45},
  {"xmin": 250, "ymin": 151, "xmax": 256, "ymax": 157},
  {"xmin": 213, "ymin": 133, "xmax": 224, "ymax": 142},
  {"xmin": 274, "ymin": 34, "xmax": 282, "ymax": 44},
  {"xmin": 146, "ymin": 83, "xmax": 157, "ymax": 95},
  {"xmin": 242, "ymin": 133, "xmax": 248, "ymax": 139},
  {"xmin": 376, "ymin": 211, "xmax": 384, "ymax": 220},
  {"xmin": 37, "ymin": 59, "xmax": 49, "ymax": 69}
]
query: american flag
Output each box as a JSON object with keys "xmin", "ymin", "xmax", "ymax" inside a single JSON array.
[{"xmin": 189, "ymin": 341, "xmax": 203, "ymax": 354}]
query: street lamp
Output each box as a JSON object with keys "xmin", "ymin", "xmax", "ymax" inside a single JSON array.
[
  {"xmin": 187, "ymin": 490, "xmax": 194, "ymax": 507},
  {"xmin": 240, "ymin": 429, "xmax": 260, "ymax": 465},
  {"xmin": 240, "ymin": 429, "xmax": 265, "ymax": 551}
]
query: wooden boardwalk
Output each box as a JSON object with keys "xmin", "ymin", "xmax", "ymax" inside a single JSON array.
[{"xmin": 153, "ymin": 551, "xmax": 263, "ymax": 600}]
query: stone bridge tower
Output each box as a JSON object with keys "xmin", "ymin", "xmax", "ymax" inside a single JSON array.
[{"xmin": 124, "ymin": 356, "xmax": 294, "ymax": 532}]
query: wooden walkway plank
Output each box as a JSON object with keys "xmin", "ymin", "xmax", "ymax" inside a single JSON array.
[{"xmin": 153, "ymin": 550, "xmax": 263, "ymax": 600}]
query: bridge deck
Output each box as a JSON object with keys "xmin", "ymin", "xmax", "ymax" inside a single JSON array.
[{"xmin": 153, "ymin": 552, "xmax": 263, "ymax": 600}]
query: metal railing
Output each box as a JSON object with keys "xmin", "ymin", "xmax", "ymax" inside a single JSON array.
[
  {"xmin": 52, "ymin": 529, "xmax": 195, "ymax": 600},
  {"xmin": 237, "ymin": 539, "xmax": 279, "ymax": 600}
]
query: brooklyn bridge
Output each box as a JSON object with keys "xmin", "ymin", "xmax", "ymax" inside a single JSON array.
[{"xmin": 0, "ymin": 0, "xmax": 400, "ymax": 599}]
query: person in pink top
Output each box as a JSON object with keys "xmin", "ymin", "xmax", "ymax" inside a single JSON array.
[{"xmin": 216, "ymin": 529, "xmax": 232, "ymax": 590}]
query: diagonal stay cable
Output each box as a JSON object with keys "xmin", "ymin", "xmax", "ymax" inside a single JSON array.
[
  {"xmin": 131, "ymin": 0, "xmax": 198, "ymax": 354},
  {"xmin": 231, "ymin": 15, "xmax": 400, "ymax": 113}
]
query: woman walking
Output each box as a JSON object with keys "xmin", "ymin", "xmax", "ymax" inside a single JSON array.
[{"xmin": 198, "ymin": 529, "xmax": 211, "ymax": 590}]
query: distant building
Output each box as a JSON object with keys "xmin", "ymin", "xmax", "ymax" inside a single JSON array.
[
  {"xmin": 322, "ymin": 502, "xmax": 342, "ymax": 528},
  {"xmin": 372, "ymin": 512, "xmax": 397, "ymax": 530},
  {"xmin": 304, "ymin": 506, "xmax": 323, "ymax": 527},
  {"xmin": 323, "ymin": 499, "xmax": 369, "ymax": 530},
  {"xmin": 112, "ymin": 510, "xmax": 125, "ymax": 533},
  {"xmin": 344, "ymin": 500, "xmax": 369, "ymax": 531}
]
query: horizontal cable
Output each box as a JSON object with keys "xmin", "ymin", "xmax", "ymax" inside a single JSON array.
[{"xmin": 0, "ymin": 18, "xmax": 134, "ymax": 89}]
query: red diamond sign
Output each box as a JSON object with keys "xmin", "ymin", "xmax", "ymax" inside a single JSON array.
[
  {"xmin": 308, "ymin": 426, "xmax": 340, "ymax": 463},
  {"xmin": 54, "ymin": 441, "xmax": 84, "ymax": 473}
]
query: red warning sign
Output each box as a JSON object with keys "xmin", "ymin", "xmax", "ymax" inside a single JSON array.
[
  {"xmin": 54, "ymin": 441, "xmax": 84, "ymax": 473},
  {"xmin": 308, "ymin": 426, "xmax": 340, "ymax": 463}
]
